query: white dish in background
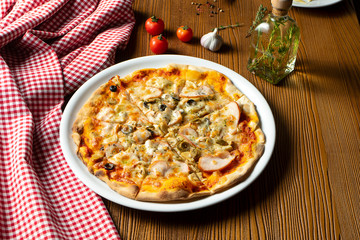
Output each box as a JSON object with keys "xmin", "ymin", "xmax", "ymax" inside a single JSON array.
[
  {"xmin": 60, "ymin": 55, "xmax": 276, "ymax": 212},
  {"xmin": 292, "ymin": 0, "xmax": 342, "ymax": 8}
]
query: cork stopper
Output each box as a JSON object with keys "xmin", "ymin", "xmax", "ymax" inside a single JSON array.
[{"xmin": 271, "ymin": 0, "xmax": 293, "ymax": 16}]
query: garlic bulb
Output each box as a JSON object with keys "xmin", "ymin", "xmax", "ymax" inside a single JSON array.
[
  {"xmin": 255, "ymin": 22, "xmax": 270, "ymax": 34},
  {"xmin": 200, "ymin": 28, "xmax": 223, "ymax": 52}
]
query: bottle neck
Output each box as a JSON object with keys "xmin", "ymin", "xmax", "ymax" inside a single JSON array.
[
  {"xmin": 269, "ymin": 12, "xmax": 289, "ymax": 22},
  {"xmin": 272, "ymin": 8, "xmax": 288, "ymax": 17}
]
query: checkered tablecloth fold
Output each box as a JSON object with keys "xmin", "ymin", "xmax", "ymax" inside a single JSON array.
[{"xmin": 0, "ymin": 0, "xmax": 135, "ymax": 239}]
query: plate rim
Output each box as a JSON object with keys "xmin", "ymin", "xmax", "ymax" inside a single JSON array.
[
  {"xmin": 292, "ymin": 0, "xmax": 342, "ymax": 8},
  {"xmin": 60, "ymin": 55, "xmax": 276, "ymax": 212}
]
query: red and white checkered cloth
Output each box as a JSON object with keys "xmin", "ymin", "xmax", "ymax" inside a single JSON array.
[{"xmin": 0, "ymin": 0, "xmax": 135, "ymax": 239}]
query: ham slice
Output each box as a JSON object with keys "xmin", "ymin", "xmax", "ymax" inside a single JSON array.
[
  {"xmin": 149, "ymin": 161, "xmax": 170, "ymax": 176},
  {"xmin": 179, "ymin": 126, "xmax": 198, "ymax": 147},
  {"xmin": 149, "ymin": 160, "xmax": 189, "ymax": 177},
  {"xmin": 210, "ymin": 101, "xmax": 241, "ymax": 137},
  {"xmin": 221, "ymin": 102, "xmax": 241, "ymax": 134},
  {"xmin": 174, "ymin": 161, "xmax": 189, "ymax": 174},
  {"xmin": 179, "ymin": 126, "xmax": 198, "ymax": 137},
  {"xmin": 198, "ymin": 151, "xmax": 235, "ymax": 172}
]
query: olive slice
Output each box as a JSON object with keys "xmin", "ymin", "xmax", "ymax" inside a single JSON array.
[
  {"xmin": 171, "ymin": 94, "xmax": 180, "ymax": 101},
  {"xmin": 121, "ymin": 125, "xmax": 134, "ymax": 134},
  {"xmin": 146, "ymin": 126, "xmax": 155, "ymax": 138},
  {"xmin": 104, "ymin": 163, "xmax": 114, "ymax": 170},
  {"xmin": 159, "ymin": 104, "xmax": 167, "ymax": 111},
  {"xmin": 143, "ymin": 100, "xmax": 157, "ymax": 109},
  {"xmin": 109, "ymin": 85, "xmax": 117, "ymax": 92},
  {"xmin": 191, "ymin": 118, "xmax": 202, "ymax": 124},
  {"xmin": 204, "ymin": 117, "xmax": 210, "ymax": 125},
  {"xmin": 177, "ymin": 141, "xmax": 190, "ymax": 152},
  {"xmin": 216, "ymin": 139, "xmax": 228, "ymax": 146},
  {"xmin": 186, "ymin": 99, "xmax": 196, "ymax": 106},
  {"xmin": 143, "ymin": 101, "xmax": 150, "ymax": 109}
]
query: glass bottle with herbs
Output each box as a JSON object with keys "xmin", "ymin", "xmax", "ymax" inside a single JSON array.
[{"xmin": 247, "ymin": 0, "xmax": 300, "ymax": 84}]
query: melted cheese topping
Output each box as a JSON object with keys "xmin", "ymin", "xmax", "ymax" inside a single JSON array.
[
  {"xmin": 73, "ymin": 65, "xmax": 264, "ymax": 201},
  {"xmin": 145, "ymin": 77, "xmax": 172, "ymax": 90},
  {"xmin": 109, "ymin": 151, "xmax": 139, "ymax": 166}
]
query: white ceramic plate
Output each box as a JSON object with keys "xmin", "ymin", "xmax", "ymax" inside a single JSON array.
[
  {"xmin": 60, "ymin": 55, "xmax": 276, "ymax": 212},
  {"xmin": 292, "ymin": 0, "xmax": 342, "ymax": 8}
]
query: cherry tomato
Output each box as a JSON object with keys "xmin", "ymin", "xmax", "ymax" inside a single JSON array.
[
  {"xmin": 176, "ymin": 26, "xmax": 193, "ymax": 42},
  {"xmin": 145, "ymin": 16, "xmax": 165, "ymax": 35},
  {"xmin": 150, "ymin": 34, "xmax": 168, "ymax": 54}
]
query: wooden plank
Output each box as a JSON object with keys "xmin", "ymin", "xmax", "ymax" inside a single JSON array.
[{"xmin": 107, "ymin": 0, "xmax": 360, "ymax": 239}]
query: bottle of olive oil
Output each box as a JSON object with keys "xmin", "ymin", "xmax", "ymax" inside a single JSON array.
[{"xmin": 247, "ymin": 0, "xmax": 300, "ymax": 84}]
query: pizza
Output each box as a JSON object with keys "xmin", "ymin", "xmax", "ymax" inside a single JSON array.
[{"xmin": 72, "ymin": 64, "xmax": 265, "ymax": 202}]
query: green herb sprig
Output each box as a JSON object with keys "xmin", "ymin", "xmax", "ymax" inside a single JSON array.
[
  {"xmin": 246, "ymin": 4, "xmax": 267, "ymax": 38},
  {"xmin": 211, "ymin": 23, "xmax": 244, "ymax": 31}
]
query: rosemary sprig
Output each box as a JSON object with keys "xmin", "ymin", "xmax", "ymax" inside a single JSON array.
[
  {"xmin": 246, "ymin": 4, "xmax": 267, "ymax": 38},
  {"xmin": 211, "ymin": 23, "xmax": 244, "ymax": 31}
]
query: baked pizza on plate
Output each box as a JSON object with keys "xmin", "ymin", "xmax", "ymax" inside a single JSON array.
[{"xmin": 71, "ymin": 64, "xmax": 265, "ymax": 202}]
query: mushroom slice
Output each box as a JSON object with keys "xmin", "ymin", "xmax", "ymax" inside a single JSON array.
[
  {"xmin": 198, "ymin": 151, "xmax": 235, "ymax": 172},
  {"xmin": 133, "ymin": 128, "xmax": 152, "ymax": 144},
  {"xmin": 180, "ymin": 83, "xmax": 214, "ymax": 98},
  {"xmin": 198, "ymin": 85, "xmax": 215, "ymax": 96},
  {"xmin": 145, "ymin": 110, "xmax": 157, "ymax": 123},
  {"xmin": 104, "ymin": 143, "xmax": 124, "ymax": 158},
  {"xmin": 168, "ymin": 110, "xmax": 183, "ymax": 126},
  {"xmin": 137, "ymin": 86, "xmax": 162, "ymax": 100}
]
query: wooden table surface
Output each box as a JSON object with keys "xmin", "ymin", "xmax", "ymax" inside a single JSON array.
[{"xmin": 106, "ymin": 0, "xmax": 360, "ymax": 239}]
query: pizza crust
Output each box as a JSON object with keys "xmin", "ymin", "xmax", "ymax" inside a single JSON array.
[
  {"xmin": 166, "ymin": 63, "xmax": 188, "ymax": 71},
  {"xmin": 94, "ymin": 169, "xmax": 140, "ymax": 199},
  {"xmin": 136, "ymin": 186, "xmax": 211, "ymax": 202},
  {"xmin": 136, "ymin": 188, "xmax": 191, "ymax": 202}
]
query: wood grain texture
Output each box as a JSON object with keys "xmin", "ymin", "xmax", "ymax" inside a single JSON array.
[{"xmin": 106, "ymin": 0, "xmax": 360, "ymax": 239}]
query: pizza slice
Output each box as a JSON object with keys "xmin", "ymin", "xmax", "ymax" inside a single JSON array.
[
  {"xmin": 79, "ymin": 135, "xmax": 210, "ymax": 201},
  {"xmin": 72, "ymin": 75, "xmax": 137, "ymax": 123},
  {"xmin": 166, "ymin": 97, "xmax": 265, "ymax": 192},
  {"xmin": 72, "ymin": 77, "xmax": 164, "ymax": 192},
  {"xmin": 90, "ymin": 138, "xmax": 197, "ymax": 200},
  {"xmin": 120, "ymin": 64, "xmax": 188, "ymax": 131},
  {"xmin": 92, "ymin": 146, "xmax": 147, "ymax": 199},
  {"xmin": 135, "ymin": 138, "xmax": 211, "ymax": 202},
  {"xmin": 186, "ymin": 65, "xmax": 244, "ymax": 102},
  {"xmin": 71, "ymin": 117, "xmax": 146, "ymax": 200},
  {"xmin": 175, "ymin": 65, "xmax": 245, "ymax": 123},
  {"xmin": 72, "ymin": 74, "xmax": 167, "ymax": 160}
]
